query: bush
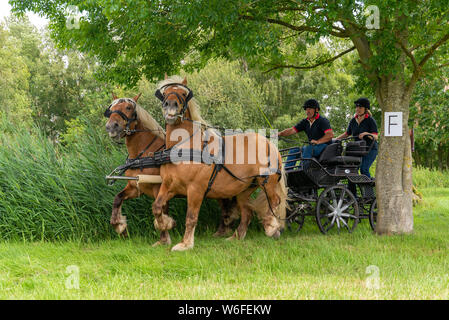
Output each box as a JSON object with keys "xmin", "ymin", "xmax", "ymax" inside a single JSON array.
[{"xmin": 413, "ymin": 166, "xmax": 449, "ymax": 188}]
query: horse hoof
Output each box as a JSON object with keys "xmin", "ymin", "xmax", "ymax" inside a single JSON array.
[
  {"xmin": 225, "ymin": 233, "xmax": 237, "ymax": 241},
  {"xmin": 152, "ymin": 240, "xmax": 170, "ymax": 247},
  {"xmin": 113, "ymin": 223, "xmax": 127, "ymax": 235},
  {"xmin": 171, "ymin": 243, "xmax": 192, "ymax": 251},
  {"xmin": 120, "ymin": 229, "xmax": 129, "ymax": 238},
  {"xmin": 152, "ymin": 241, "xmax": 162, "ymax": 247},
  {"xmin": 213, "ymin": 229, "xmax": 231, "ymax": 237}
]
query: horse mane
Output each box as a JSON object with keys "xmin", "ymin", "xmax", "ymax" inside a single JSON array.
[
  {"xmin": 135, "ymin": 105, "xmax": 166, "ymax": 139},
  {"xmin": 111, "ymin": 98, "xmax": 165, "ymax": 139},
  {"xmin": 157, "ymin": 75, "xmax": 209, "ymax": 126}
]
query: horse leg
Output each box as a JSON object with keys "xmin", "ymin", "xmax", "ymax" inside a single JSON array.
[
  {"xmin": 152, "ymin": 182, "xmax": 176, "ymax": 239},
  {"xmin": 226, "ymin": 188, "xmax": 256, "ymax": 241},
  {"xmin": 152, "ymin": 202, "xmax": 173, "ymax": 247},
  {"xmin": 149, "ymin": 183, "xmax": 172, "ymax": 247},
  {"xmin": 110, "ymin": 183, "xmax": 139, "ymax": 236},
  {"xmin": 213, "ymin": 198, "xmax": 238, "ymax": 237},
  {"xmin": 171, "ymin": 188, "xmax": 204, "ymax": 251}
]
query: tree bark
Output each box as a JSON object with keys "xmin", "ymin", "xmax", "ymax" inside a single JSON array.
[
  {"xmin": 438, "ymin": 144, "xmax": 443, "ymax": 171},
  {"xmin": 375, "ymin": 78, "xmax": 414, "ymax": 234},
  {"xmin": 446, "ymin": 147, "xmax": 449, "ymax": 170}
]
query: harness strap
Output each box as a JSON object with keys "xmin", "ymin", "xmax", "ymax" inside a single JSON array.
[
  {"xmin": 203, "ymin": 164, "xmax": 221, "ymax": 199},
  {"xmin": 136, "ymin": 136, "xmax": 159, "ymax": 160}
]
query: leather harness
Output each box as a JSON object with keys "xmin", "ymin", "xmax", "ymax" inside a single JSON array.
[{"xmin": 106, "ymin": 87, "xmax": 281, "ymax": 199}]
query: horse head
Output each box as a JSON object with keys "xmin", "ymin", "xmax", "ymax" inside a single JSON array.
[
  {"xmin": 155, "ymin": 77, "xmax": 193, "ymax": 125},
  {"xmin": 104, "ymin": 93, "xmax": 142, "ymax": 141}
]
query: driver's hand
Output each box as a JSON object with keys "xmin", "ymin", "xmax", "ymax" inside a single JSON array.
[{"xmin": 310, "ymin": 140, "xmax": 318, "ymax": 145}]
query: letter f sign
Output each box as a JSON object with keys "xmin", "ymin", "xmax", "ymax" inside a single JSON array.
[{"xmin": 384, "ymin": 112, "xmax": 403, "ymax": 136}]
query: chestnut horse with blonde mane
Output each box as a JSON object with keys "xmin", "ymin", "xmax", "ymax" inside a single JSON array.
[
  {"xmin": 104, "ymin": 93, "xmax": 238, "ymax": 245},
  {"xmin": 152, "ymin": 76, "xmax": 287, "ymax": 251}
]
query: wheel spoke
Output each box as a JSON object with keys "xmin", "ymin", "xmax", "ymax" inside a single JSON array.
[
  {"xmin": 339, "ymin": 217, "xmax": 351, "ymax": 232},
  {"xmin": 337, "ymin": 188, "xmax": 346, "ymax": 209},
  {"xmin": 326, "ymin": 216, "xmax": 336, "ymax": 232},
  {"xmin": 340, "ymin": 200, "xmax": 355, "ymax": 212},
  {"xmin": 340, "ymin": 187, "xmax": 346, "ymax": 201},
  {"xmin": 327, "ymin": 211, "xmax": 337, "ymax": 217},
  {"xmin": 330, "ymin": 189, "xmax": 337, "ymax": 203},
  {"xmin": 340, "ymin": 212, "xmax": 357, "ymax": 219},
  {"xmin": 323, "ymin": 199, "xmax": 335, "ymax": 211}
]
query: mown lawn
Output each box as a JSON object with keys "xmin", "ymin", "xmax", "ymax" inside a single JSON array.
[{"xmin": 0, "ymin": 188, "xmax": 448, "ymax": 300}]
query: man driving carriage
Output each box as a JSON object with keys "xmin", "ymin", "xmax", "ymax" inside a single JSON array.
[{"xmin": 278, "ymin": 99, "xmax": 334, "ymax": 168}]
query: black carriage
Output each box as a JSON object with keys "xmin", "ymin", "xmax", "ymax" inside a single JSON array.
[{"xmin": 280, "ymin": 137, "xmax": 377, "ymax": 234}]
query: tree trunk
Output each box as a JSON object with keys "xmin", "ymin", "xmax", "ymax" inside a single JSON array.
[
  {"xmin": 375, "ymin": 78, "xmax": 414, "ymax": 235},
  {"xmin": 438, "ymin": 144, "xmax": 443, "ymax": 171},
  {"xmin": 446, "ymin": 147, "xmax": 449, "ymax": 170}
]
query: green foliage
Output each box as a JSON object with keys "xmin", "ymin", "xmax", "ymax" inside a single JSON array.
[
  {"xmin": 413, "ymin": 167, "xmax": 449, "ymax": 189},
  {"xmin": 10, "ymin": 0, "xmax": 448, "ymax": 89},
  {"xmin": 410, "ymin": 71, "xmax": 449, "ymax": 170},
  {"xmin": 0, "ymin": 21, "xmax": 31, "ymax": 124},
  {"xmin": 2, "ymin": 16, "xmax": 115, "ymax": 139}
]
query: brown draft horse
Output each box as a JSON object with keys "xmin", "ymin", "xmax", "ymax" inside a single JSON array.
[
  {"xmin": 152, "ymin": 76, "xmax": 287, "ymax": 251},
  {"xmin": 104, "ymin": 93, "xmax": 238, "ymax": 246}
]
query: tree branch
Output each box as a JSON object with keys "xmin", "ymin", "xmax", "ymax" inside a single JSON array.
[
  {"xmin": 264, "ymin": 46, "xmax": 355, "ymax": 73},
  {"xmin": 428, "ymin": 61, "xmax": 449, "ymax": 72},
  {"xmin": 239, "ymin": 15, "xmax": 349, "ymax": 38},
  {"xmin": 406, "ymin": 32, "xmax": 449, "ymax": 97},
  {"xmin": 418, "ymin": 32, "xmax": 449, "ymax": 68},
  {"xmin": 398, "ymin": 40, "xmax": 418, "ymax": 71}
]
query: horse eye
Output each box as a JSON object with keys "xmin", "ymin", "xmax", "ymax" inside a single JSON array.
[{"xmin": 126, "ymin": 106, "xmax": 132, "ymax": 110}]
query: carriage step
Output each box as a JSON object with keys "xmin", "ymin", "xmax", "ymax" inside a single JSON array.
[{"xmin": 347, "ymin": 175, "xmax": 374, "ymax": 184}]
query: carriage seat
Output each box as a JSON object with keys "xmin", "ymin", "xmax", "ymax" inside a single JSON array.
[
  {"xmin": 318, "ymin": 142, "xmax": 361, "ymax": 166},
  {"xmin": 345, "ymin": 140, "xmax": 369, "ymax": 157}
]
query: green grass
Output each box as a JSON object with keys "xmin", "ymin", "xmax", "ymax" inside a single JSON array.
[{"xmin": 1, "ymin": 187, "xmax": 447, "ymax": 300}]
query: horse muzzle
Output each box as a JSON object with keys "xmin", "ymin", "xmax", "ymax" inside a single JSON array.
[
  {"xmin": 106, "ymin": 122, "xmax": 125, "ymax": 140},
  {"xmin": 164, "ymin": 108, "xmax": 181, "ymax": 125}
]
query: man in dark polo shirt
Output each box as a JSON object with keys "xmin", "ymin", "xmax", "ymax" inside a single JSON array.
[{"xmin": 278, "ymin": 99, "xmax": 334, "ymax": 168}]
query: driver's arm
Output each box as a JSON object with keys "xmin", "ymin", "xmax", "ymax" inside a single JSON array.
[
  {"xmin": 359, "ymin": 132, "xmax": 378, "ymax": 141},
  {"xmin": 313, "ymin": 129, "xmax": 334, "ymax": 144},
  {"xmin": 278, "ymin": 127, "xmax": 297, "ymax": 137},
  {"xmin": 336, "ymin": 132, "xmax": 349, "ymax": 140}
]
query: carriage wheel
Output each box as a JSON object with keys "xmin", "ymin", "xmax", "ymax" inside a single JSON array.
[
  {"xmin": 286, "ymin": 202, "xmax": 307, "ymax": 232},
  {"xmin": 316, "ymin": 185, "xmax": 359, "ymax": 234},
  {"xmin": 369, "ymin": 198, "xmax": 377, "ymax": 231}
]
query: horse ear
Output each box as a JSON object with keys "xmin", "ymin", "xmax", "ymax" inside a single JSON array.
[
  {"xmin": 164, "ymin": 73, "xmax": 168, "ymax": 80},
  {"xmin": 112, "ymin": 92, "xmax": 118, "ymax": 100},
  {"xmin": 182, "ymin": 76, "xmax": 187, "ymax": 86},
  {"xmin": 133, "ymin": 93, "xmax": 142, "ymax": 102}
]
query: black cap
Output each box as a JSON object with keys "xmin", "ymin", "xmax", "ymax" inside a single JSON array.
[
  {"xmin": 354, "ymin": 97, "xmax": 370, "ymax": 110},
  {"xmin": 303, "ymin": 99, "xmax": 320, "ymax": 110}
]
